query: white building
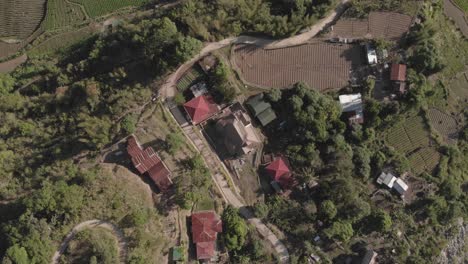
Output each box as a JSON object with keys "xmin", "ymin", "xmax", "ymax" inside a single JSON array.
[
  {"xmin": 339, "ymin": 93, "xmax": 364, "ymax": 124},
  {"xmin": 365, "ymin": 43, "xmax": 378, "ymax": 65}
]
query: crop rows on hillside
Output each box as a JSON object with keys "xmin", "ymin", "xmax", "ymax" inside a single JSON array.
[
  {"xmin": 42, "ymin": 0, "xmax": 88, "ymax": 30},
  {"xmin": 0, "ymin": 0, "xmax": 46, "ymax": 39},
  {"xmin": 233, "ymin": 42, "xmax": 365, "ymax": 91},
  {"xmin": 408, "ymin": 147, "xmax": 441, "ymax": 175},
  {"xmin": 386, "ymin": 116, "xmax": 430, "ymax": 154},
  {"xmin": 70, "ymin": 0, "xmax": 149, "ymax": 18},
  {"xmin": 427, "ymin": 108, "xmax": 459, "ymax": 144},
  {"xmin": 386, "ymin": 115, "xmax": 439, "ymax": 175}
]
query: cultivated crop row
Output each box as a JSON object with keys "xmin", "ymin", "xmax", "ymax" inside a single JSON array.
[
  {"xmin": 42, "ymin": 0, "xmax": 87, "ymax": 30},
  {"xmin": 70, "ymin": 0, "xmax": 149, "ymax": 18},
  {"xmin": 0, "ymin": 0, "xmax": 46, "ymax": 39},
  {"xmin": 427, "ymin": 108, "xmax": 459, "ymax": 144}
]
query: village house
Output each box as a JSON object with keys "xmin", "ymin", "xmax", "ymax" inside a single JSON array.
[
  {"xmin": 339, "ymin": 93, "xmax": 364, "ymax": 125},
  {"xmin": 245, "ymin": 93, "xmax": 277, "ymax": 127},
  {"xmin": 184, "ymin": 94, "xmax": 221, "ymax": 125},
  {"xmin": 127, "ymin": 135, "xmax": 172, "ymax": 191},
  {"xmin": 390, "ymin": 63, "xmax": 407, "ymax": 95},
  {"xmin": 361, "ymin": 249, "xmax": 378, "ymax": 264},
  {"xmin": 191, "ymin": 211, "xmax": 223, "ymax": 261},
  {"xmin": 265, "ymin": 157, "xmax": 295, "ymax": 193},
  {"xmin": 215, "ymin": 105, "xmax": 262, "ymax": 156},
  {"xmin": 377, "ymin": 171, "xmax": 409, "ymax": 198}
]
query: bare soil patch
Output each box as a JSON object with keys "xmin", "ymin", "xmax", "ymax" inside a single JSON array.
[
  {"xmin": 0, "ymin": 54, "xmax": 27, "ymax": 73},
  {"xmin": 233, "ymin": 41, "xmax": 365, "ymax": 91}
]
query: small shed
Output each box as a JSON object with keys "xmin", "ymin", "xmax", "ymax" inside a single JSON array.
[
  {"xmin": 393, "ymin": 178, "xmax": 408, "ymax": 196},
  {"xmin": 365, "ymin": 43, "xmax": 378, "ymax": 65},
  {"xmin": 361, "ymin": 249, "xmax": 377, "ymax": 264},
  {"xmin": 245, "ymin": 93, "xmax": 277, "ymax": 126}
]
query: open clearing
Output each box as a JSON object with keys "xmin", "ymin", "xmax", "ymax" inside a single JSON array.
[
  {"xmin": 232, "ymin": 42, "xmax": 364, "ymax": 91},
  {"xmin": 386, "ymin": 115, "xmax": 440, "ymax": 174}
]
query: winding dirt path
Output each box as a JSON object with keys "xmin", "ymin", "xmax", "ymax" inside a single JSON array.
[
  {"xmin": 443, "ymin": 0, "xmax": 468, "ymax": 37},
  {"xmin": 51, "ymin": 220, "xmax": 128, "ymax": 264},
  {"xmin": 159, "ymin": 0, "xmax": 351, "ymax": 99}
]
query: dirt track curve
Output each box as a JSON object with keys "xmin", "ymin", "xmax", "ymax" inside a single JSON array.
[{"xmin": 51, "ymin": 220, "xmax": 127, "ymax": 264}]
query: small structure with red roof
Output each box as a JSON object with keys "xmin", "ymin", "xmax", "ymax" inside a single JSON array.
[
  {"xmin": 265, "ymin": 157, "xmax": 295, "ymax": 191},
  {"xmin": 184, "ymin": 95, "xmax": 220, "ymax": 125},
  {"xmin": 127, "ymin": 135, "xmax": 173, "ymax": 191},
  {"xmin": 191, "ymin": 211, "xmax": 222, "ymax": 260},
  {"xmin": 390, "ymin": 63, "xmax": 407, "ymax": 95}
]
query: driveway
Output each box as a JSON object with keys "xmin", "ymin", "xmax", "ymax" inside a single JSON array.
[{"xmin": 51, "ymin": 220, "xmax": 128, "ymax": 264}]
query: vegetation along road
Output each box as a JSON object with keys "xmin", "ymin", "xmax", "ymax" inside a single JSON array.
[
  {"xmin": 51, "ymin": 220, "xmax": 128, "ymax": 264},
  {"xmin": 158, "ymin": 1, "xmax": 354, "ymax": 262},
  {"xmin": 159, "ymin": 0, "xmax": 352, "ymax": 99}
]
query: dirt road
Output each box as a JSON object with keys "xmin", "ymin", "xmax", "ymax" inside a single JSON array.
[
  {"xmin": 159, "ymin": 0, "xmax": 351, "ymax": 99},
  {"xmin": 0, "ymin": 54, "xmax": 27, "ymax": 73},
  {"xmin": 443, "ymin": 0, "xmax": 468, "ymax": 37},
  {"xmin": 51, "ymin": 220, "xmax": 128, "ymax": 264}
]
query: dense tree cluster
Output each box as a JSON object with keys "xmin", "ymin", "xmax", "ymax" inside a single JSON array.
[{"xmin": 170, "ymin": 0, "xmax": 335, "ymax": 40}]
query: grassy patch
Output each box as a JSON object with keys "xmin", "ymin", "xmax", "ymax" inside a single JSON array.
[
  {"xmin": 195, "ymin": 194, "xmax": 215, "ymax": 211},
  {"xmin": 42, "ymin": 0, "xmax": 87, "ymax": 30},
  {"xmin": 453, "ymin": 0, "xmax": 468, "ymax": 13},
  {"xmin": 432, "ymin": 9, "xmax": 468, "ymax": 79},
  {"xmin": 28, "ymin": 27, "xmax": 95, "ymax": 56},
  {"xmin": 62, "ymin": 228, "xmax": 118, "ymax": 264},
  {"xmin": 70, "ymin": 0, "xmax": 149, "ymax": 18}
]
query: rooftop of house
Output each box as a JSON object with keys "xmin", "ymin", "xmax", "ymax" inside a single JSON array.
[
  {"xmin": 361, "ymin": 249, "xmax": 378, "ymax": 264},
  {"xmin": 184, "ymin": 95, "xmax": 220, "ymax": 124},
  {"xmin": 394, "ymin": 178, "xmax": 409, "ymax": 195},
  {"xmin": 246, "ymin": 93, "xmax": 277, "ymax": 126},
  {"xmin": 390, "ymin": 63, "xmax": 407, "ymax": 82},
  {"xmin": 127, "ymin": 135, "xmax": 172, "ymax": 191},
  {"xmin": 265, "ymin": 157, "xmax": 293, "ymax": 189},
  {"xmin": 339, "ymin": 93, "xmax": 363, "ymax": 113},
  {"xmin": 216, "ymin": 112, "xmax": 261, "ymax": 156},
  {"xmin": 377, "ymin": 172, "xmax": 397, "ymax": 188},
  {"xmin": 191, "ymin": 211, "xmax": 222, "ymax": 260}
]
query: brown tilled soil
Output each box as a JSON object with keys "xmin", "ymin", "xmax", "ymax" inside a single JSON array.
[
  {"xmin": 233, "ymin": 42, "xmax": 365, "ymax": 91},
  {"xmin": 328, "ymin": 12, "xmax": 413, "ymax": 40}
]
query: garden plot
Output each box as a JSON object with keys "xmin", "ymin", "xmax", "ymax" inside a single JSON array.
[
  {"xmin": 233, "ymin": 42, "xmax": 365, "ymax": 91},
  {"xmin": 0, "ymin": 0, "xmax": 46, "ymax": 39},
  {"xmin": 427, "ymin": 108, "xmax": 459, "ymax": 144},
  {"xmin": 386, "ymin": 115, "xmax": 440, "ymax": 175}
]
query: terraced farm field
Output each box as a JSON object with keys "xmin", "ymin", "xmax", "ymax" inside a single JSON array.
[
  {"xmin": 233, "ymin": 42, "xmax": 365, "ymax": 91},
  {"xmin": 70, "ymin": 0, "xmax": 150, "ymax": 18},
  {"xmin": 42, "ymin": 0, "xmax": 88, "ymax": 30},
  {"xmin": 0, "ymin": 0, "xmax": 46, "ymax": 39},
  {"xmin": 29, "ymin": 26, "xmax": 96, "ymax": 55},
  {"xmin": 386, "ymin": 115, "xmax": 440, "ymax": 175},
  {"xmin": 427, "ymin": 108, "xmax": 459, "ymax": 144},
  {"xmin": 449, "ymin": 72, "xmax": 468, "ymax": 102}
]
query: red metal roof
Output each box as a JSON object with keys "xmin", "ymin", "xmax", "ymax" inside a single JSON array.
[
  {"xmin": 265, "ymin": 157, "xmax": 293, "ymax": 188},
  {"xmin": 390, "ymin": 64, "xmax": 406, "ymax": 81},
  {"xmin": 127, "ymin": 136, "xmax": 172, "ymax": 191},
  {"xmin": 196, "ymin": 242, "xmax": 216, "ymax": 260},
  {"xmin": 183, "ymin": 95, "xmax": 219, "ymax": 124},
  {"xmin": 148, "ymin": 161, "xmax": 172, "ymax": 191},
  {"xmin": 191, "ymin": 211, "xmax": 222, "ymax": 259}
]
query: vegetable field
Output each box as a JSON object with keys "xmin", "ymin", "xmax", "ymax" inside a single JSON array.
[
  {"xmin": 70, "ymin": 0, "xmax": 150, "ymax": 18},
  {"xmin": 386, "ymin": 115, "xmax": 440, "ymax": 175},
  {"xmin": 0, "ymin": 0, "xmax": 46, "ymax": 39},
  {"xmin": 176, "ymin": 66, "xmax": 205, "ymax": 91},
  {"xmin": 427, "ymin": 108, "xmax": 459, "ymax": 144},
  {"xmin": 386, "ymin": 116, "xmax": 430, "ymax": 154},
  {"xmin": 42, "ymin": 0, "xmax": 88, "ymax": 30}
]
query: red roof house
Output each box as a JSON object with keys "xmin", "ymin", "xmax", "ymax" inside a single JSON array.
[
  {"xmin": 191, "ymin": 211, "xmax": 222, "ymax": 260},
  {"xmin": 127, "ymin": 135, "xmax": 173, "ymax": 191},
  {"xmin": 265, "ymin": 157, "xmax": 293, "ymax": 189},
  {"xmin": 183, "ymin": 95, "xmax": 220, "ymax": 124},
  {"xmin": 390, "ymin": 64, "xmax": 407, "ymax": 82}
]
